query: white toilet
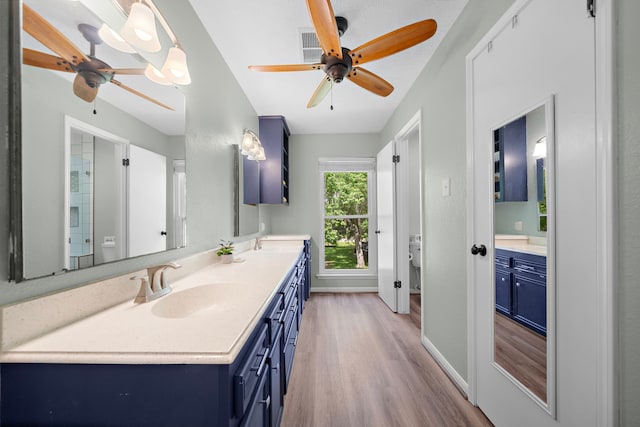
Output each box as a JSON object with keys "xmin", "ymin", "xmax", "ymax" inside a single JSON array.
[
  {"xmin": 409, "ymin": 234, "xmax": 421, "ymax": 291},
  {"xmin": 101, "ymin": 236, "xmax": 117, "ymax": 263}
]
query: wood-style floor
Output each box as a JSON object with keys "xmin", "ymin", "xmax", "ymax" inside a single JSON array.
[
  {"xmin": 494, "ymin": 312, "xmax": 547, "ymax": 401},
  {"xmin": 281, "ymin": 293, "xmax": 493, "ymax": 427}
]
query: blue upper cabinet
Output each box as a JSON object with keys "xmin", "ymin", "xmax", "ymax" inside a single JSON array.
[
  {"xmin": 494, "ymin": 116, "xmax": 528, "ymax": 202},
  {"xmin": 259, "ymin": 116, "xmax": 290, "ymax": 205}
]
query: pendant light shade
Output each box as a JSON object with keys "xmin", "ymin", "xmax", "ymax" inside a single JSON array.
[
  {"xmin": 98, "ymin": 23, "xmax": 136, "ymax": 53},
  {"xmin": 240, "ymin": 130, "xmax": 257, "ymax": 155},
  {"xmin": 121, "ymin": 2, "xmax": 161, "ymax": 53},
  {"xmin": 254, "ymin": 145, "xmax": 266, "ymax": 161},
  {"xmin": 161, "ymin": 46, "xmax": 191, "ymax": 85},
  {"xmin": 533, "ymin": 136, "xmax": 547, "ymax": 158},
  {"xmin": 144, "ymin": 63, "xmax": 172, "ymax": 85}
]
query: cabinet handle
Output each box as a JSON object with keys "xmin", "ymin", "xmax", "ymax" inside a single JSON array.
[
  {"xmin": 255, "ymin": 350, "xmax": 269, "ymax": 377},
  {"xmin": 260, "ymin": 395, "xmax": 271, "ymax": 409},
  {"xmin": 501, "ymin": 277, "xmax": 505, "ymax": 282},
  {"xmin": 516, "ymin": 282, "xmax": 521, "ymax": 287}
]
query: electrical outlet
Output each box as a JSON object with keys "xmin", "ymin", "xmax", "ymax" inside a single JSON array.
[{"xmin": 514, "ymin": 221, "xmax": 523, "ymax": 231}]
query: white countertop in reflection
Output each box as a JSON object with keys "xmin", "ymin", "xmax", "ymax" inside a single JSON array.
[
  {"xmin": 495, "ymin": 235, "xmax": 547, "ymax": 257},
  {"xmin": 1, "ymin": 241, "xmax": 305, "ymax": 365}
]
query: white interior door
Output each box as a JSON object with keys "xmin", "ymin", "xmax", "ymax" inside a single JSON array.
[
  {"xmin": 377, "ymin": 141, "xmax": 397, "ymax": 312},
  {"xmin": 128, "ymin": 144, "xmax": 167, "ymax": 257},
  {"xmin": 468, "ymin": 0, "xmax": 599, "ymax": 425}
]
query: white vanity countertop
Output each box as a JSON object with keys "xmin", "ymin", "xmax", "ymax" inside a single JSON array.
[
  {"xmin": 495, "ymin": 235, "xmax": 547, "ymax": 257},
  {"xmin": 0, "ymin": 242, "xmax": 304, "ymax": 365}
]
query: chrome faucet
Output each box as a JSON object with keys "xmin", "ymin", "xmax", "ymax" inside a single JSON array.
[
  {"xmin": 132, "ymin": 262, "xmax": 181, "ymax": 303},
  {"xmin": 254, "ymin": 237, "xmax": 263, "ymax": 251}
]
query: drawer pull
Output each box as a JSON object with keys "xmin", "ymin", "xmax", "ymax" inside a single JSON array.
[
  {"xmin": 260, "ymin": 395, "xmax": 271, "ymax": 409},
  {"xmin": 254, "ymin": 350, "xmax": 269, "ymax": 377},
  {"xmin": 277, "ymin": 308, "xmax": 286, "ymax": 323},
  {"xmin": 515, "ymin": 264, "xmax": 535, "ymax": 271}
]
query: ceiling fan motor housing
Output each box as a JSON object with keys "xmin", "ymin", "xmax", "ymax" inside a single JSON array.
[
  {"xmin": 73, "ymin": 56, "xmax": 113, "ymax": 88},
  {"xmin": 322, "ymin": 47, "xmax": 352, "ymax": 83}
]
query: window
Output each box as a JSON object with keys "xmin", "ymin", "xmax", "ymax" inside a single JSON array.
[{"xmin": 318, "ymin": 158, "xmax": 376, "ymax": 276}]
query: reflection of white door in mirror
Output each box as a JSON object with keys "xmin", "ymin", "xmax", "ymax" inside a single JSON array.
[
  {"xmin": 467, "ymin": 0, "xmax": 603, "ymax": 425},
  {"xmin": 128, "ymin": 145, "xmax": 167, "ymax": 258},
  {"xmin": 62, "ymin": 117, "xmax": 129, "ymax": 274}
]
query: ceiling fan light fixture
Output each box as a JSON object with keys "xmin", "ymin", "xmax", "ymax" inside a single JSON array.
[
  {"xmin": 161, "ymin": 46, "xmax": 191, "ymax": 85},
  {"xmin": 120, "ymin": 2, "xmax": 161, "ymax": 53},
  {"xmin": 98, "ymin": 23, "xmax": 136, "ymax": 53},
  {"xmin": 144, "ymin": 63, "xmax": 172, "ymax": 85}
]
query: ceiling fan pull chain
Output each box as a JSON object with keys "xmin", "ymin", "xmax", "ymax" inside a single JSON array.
[{"xmin": 330, "ymin": 83, "xmax": 334, "ymax": 111}]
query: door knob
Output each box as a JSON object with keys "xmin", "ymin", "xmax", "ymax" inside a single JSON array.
[{"xmin": 470, "ymin": 244, "xmax": 487, "ymax": 256}]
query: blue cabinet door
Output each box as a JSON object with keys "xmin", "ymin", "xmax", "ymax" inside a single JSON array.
[
  {"xmin": 513, "ymin": 274, "xmax": 547, "ymax": 335},
  {"xmin": 495, "ymin": 268, "xmax": 512, "ymax": 316},
  {"xmin": 495, "ymin": 116, "xmax": 528, "ymax": 202},
  {"xmin": 269, "ymin": 327, "xmax": 284, "ymax": 427},
  {"xmin": 259, "ymin": 116, "xmax": 290, "ymax": 205}
]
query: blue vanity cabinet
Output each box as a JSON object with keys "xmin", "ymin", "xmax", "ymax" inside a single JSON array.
[
  {"xmin": 259, "ymin": 116, "xmax": 290, "ymax": 205},
  {"xmin": 494, "ymin": 116, "xmax": 528, "ymax": 202},
  {"xmin": 495, "ymin": 248, "xmax": 546, "ymax": 336},
  {"xmin": 0, "ymin": 244, "xmax": 311, "ymax": 427}
]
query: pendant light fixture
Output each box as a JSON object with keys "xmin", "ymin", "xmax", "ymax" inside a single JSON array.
[
  {"xmin": 144, "ymin": 64, "xmax": 172, "ymax": 85},
  {"xmin": 160, "ymin": 46, "xmax": 191, "ymax": 85},
  {"xmin": 98, "ymin": 23, "xmax": 136, "ymax": 53},
  {"xmin": 533, "ymin": 136, "xmax": 547, "ymax": 158},
  {"xmin": 120, "ymin": 1, "xmax": 161, "ymax": 53}
]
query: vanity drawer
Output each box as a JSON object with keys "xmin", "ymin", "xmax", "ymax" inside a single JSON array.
[
  {"xmin": 283, "ymin": 296, "xmax": 298, "ymax": 341},
  {"xmin": 266, "ymin": 293, "xmax": 285, "ymax": 345},
  {"xmin": 513, "ymin": 255, "xmax": 546, "ymax": 278},
  {"xmin": 233, "ymin": 323, "xmax": 269, "ymax": 418}
]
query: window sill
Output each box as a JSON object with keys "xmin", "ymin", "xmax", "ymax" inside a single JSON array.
[{"xmin": 316, "ymin": 273, "xmax": 378, "ymax": 280}]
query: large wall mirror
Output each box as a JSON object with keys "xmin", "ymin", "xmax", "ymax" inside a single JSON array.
[
  {"xmin": 492, "ymin": 98, "xmax": 555, "ymax": 410},
  {"xmin": 20, "ymin": 0, "xmax": 187, "ymax": 280}
]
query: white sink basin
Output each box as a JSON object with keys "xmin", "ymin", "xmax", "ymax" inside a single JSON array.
[{"xmin": 152, "ymin": 285, "xmax": 234, "ymax": 319}]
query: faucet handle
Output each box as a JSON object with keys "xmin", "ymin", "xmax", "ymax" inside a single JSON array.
[{"xmin": 131, "ymin": 275, "xmax": 152, "ymax": 303}]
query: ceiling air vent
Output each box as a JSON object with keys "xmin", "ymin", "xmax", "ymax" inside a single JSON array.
[{"xmin": 300, "ymin": 30, "xmax": 322, "ymax": 63}]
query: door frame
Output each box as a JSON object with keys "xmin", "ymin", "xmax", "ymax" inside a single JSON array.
[
  {"xmin": 63, "ymin": 116, "xmax": 129, "ymax": 270},
  {"xmin": 392, "ymin": 110, "xmax": 422, "ymax": 315},
  {"xmin": 464, "ymin": 0, "xmax": 616, "ymax": 425}
]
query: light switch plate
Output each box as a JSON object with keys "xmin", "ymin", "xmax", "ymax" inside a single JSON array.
[
  {"xmin": 514, "ymin": 221, "xmax": 523, "ymax": 231},
  {"xmin": 442, "ymin": 178, "xmax": 451, "ymax": 197}
]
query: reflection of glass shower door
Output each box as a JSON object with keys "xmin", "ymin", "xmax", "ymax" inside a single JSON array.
[{"xmin": 69, "ymin": 136, "xmax": 94, "ymax": 270}]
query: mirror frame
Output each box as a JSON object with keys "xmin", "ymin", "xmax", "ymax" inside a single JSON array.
[
  {"xmin": 10, "ymin": 0, "xmax": 189, "ymax": 283},
  {"xmin": 8, "ymin": 0, "xmax": 22, "ymax": 282}
]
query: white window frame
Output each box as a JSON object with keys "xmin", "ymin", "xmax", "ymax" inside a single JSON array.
[{"xmin": 318, "ymin": 157, "xmax": 377, "ymax": 277}]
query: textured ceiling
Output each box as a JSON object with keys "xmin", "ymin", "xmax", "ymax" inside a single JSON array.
[{"xmin": 189, "ymin": 0, "xmax": 468, "ymax": 134}]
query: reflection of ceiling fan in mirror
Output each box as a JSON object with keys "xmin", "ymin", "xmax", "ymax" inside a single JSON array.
[
  {"xmin": 248, "ymin": 0, "xmax": 438, "ymax": 108},
  {"xmin": 22, "ymin": 4, "xmax": 174, "ymax": 110}
]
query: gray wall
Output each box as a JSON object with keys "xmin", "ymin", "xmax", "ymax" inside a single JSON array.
[
  {"xmin": 379, "ymin": 0, "xmax": 515, "ymax": 381},
  {"xmin": 268, "ymin": 133, "xmax": 383, "ymax": 290},
  {"xmin": 617, "ymin": 0, "xmax": 640, "ymax": 424}
]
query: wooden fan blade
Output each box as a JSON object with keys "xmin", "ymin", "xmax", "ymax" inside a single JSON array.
[
  {"xmin": 349, "ymin": 19, "xmax": 437, "ymax": 66},
  {"xmin": 249, "ymin": 64, "xmax": 324, "ymax": 72},
  {"xmin": 347, "ymin": 67, "xmax": 394, "ymax": 97},
  {"xmin": 98, "ymin": 68, "xmax": 146, "ymax": 75},
  {"xmin": 73, "ymin": 74, "xmax": 98, "ymax": 103},
  {"xmin": 306, "ymin": 0, "xmax": 342, "ymax": 59},
  {"xmin": 23, "ymin": 48, "xmax": 74, "ymax": 73},
  {"xmin": 22, "ymin": 4, "xmax": 89, "ymax": 66},
  {"xmin": 307, "ymin": 76, "xmax": 333, "ymax": 108},
  {"xmin": 110, "ymin": 79, "xmax": 175, "ymax": 111}
]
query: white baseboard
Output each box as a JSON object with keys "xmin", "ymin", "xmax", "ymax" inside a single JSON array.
[
  {"xmin": 310, "ymin": 287, "xmax": 378, "ymax": 293},
  {"xmin": 422, "ymin": 335, "xmax": 469, "ymax": 396}
]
